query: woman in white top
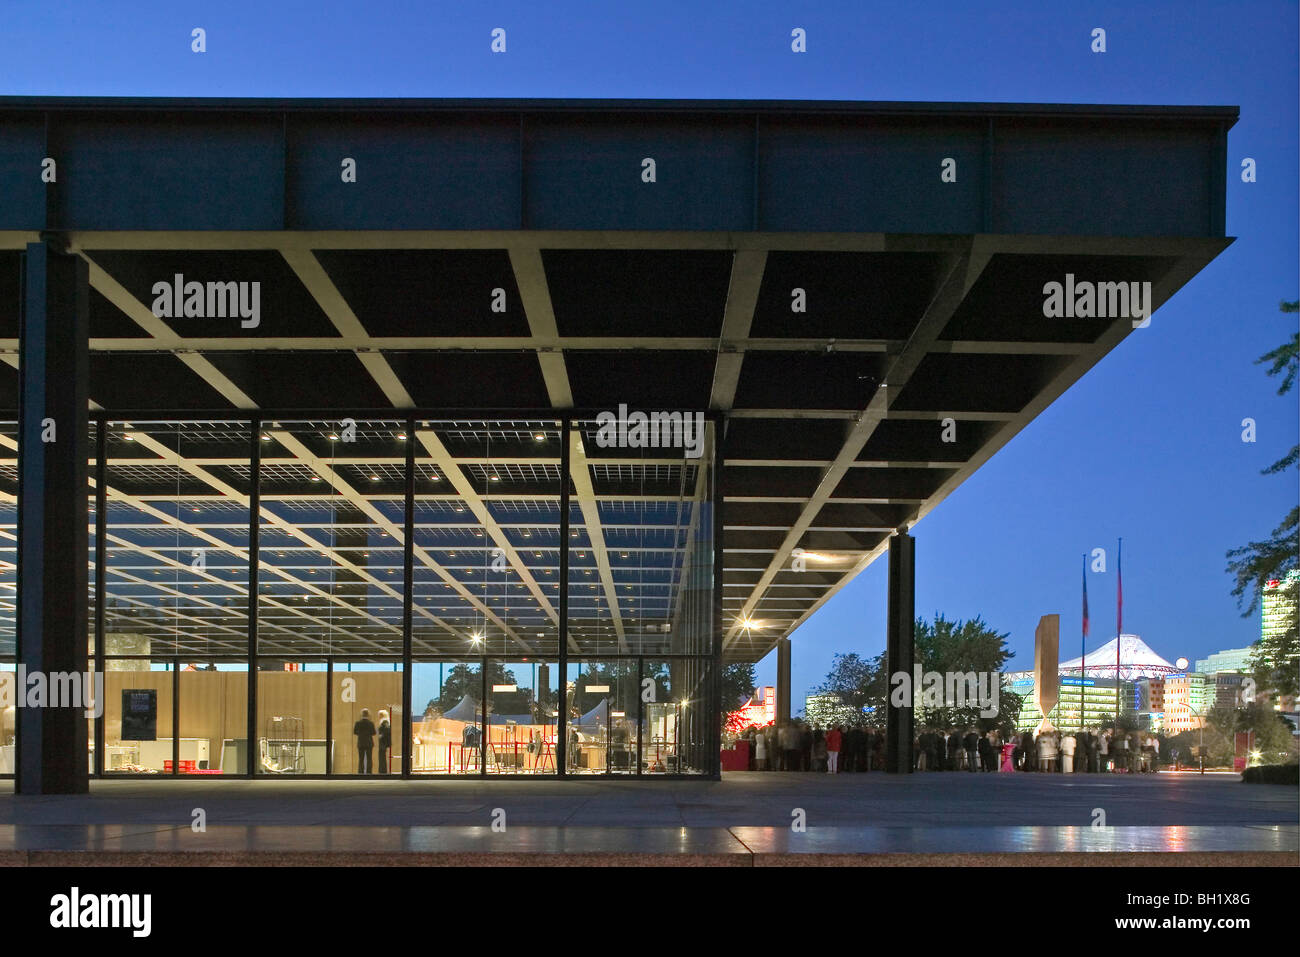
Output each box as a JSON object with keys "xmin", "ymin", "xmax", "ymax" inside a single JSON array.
[
  {"xmin": 754, "ymin": 726, "xmax": 768, "ymax": 770},
  {"xmin": 1060, "ymin": 733, "xmax": 1076, "ymax": 773}
]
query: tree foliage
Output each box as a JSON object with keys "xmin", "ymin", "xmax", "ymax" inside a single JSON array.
[
  {"xmin": 719, "ymin": 662, "xmax": 758, "ymax": 730},
  {"xmin": 427, "ymin": 661, "xmax": 517, "ymax": 716},
  {"xmin": 814, "ymin": 614, "xmax": 1023, "ymax": 732},
  {"xmin": 720, "ymin": 662, "xmax": 757, "ymax": 713},
  {"xmin": 1226, "ymin": 300, "xmax": 1300, "ymax": 616}
]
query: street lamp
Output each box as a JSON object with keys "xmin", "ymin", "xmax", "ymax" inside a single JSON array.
[{"xmin": 1185, "ymin": 700, "xmax": 1205, "ymax": 774}]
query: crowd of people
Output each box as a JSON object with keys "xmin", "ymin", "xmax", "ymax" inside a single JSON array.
[
  {"xmin": 736, "ymin": 721, "xmax": 889, "ymax": 771},
  {"xmin": 733, "ymin": 721, "xmax": 1167, "ymax": 773}
]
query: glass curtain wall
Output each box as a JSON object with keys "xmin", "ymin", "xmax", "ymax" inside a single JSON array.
[
  {"xmin": 6, "ymin": 413, "xmax": 718, "ymax": 778},
  {"xmin": 567, "ymin": 416, "xmax": 718, "ymax": 774}
]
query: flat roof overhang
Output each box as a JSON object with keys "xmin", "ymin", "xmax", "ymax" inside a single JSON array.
[{"xmin": 0, "ymin": 98, "xmax": 1237, "ymax": 662}]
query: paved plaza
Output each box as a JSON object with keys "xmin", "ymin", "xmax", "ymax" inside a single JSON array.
[{"xmin": 0, "ymin": 772, "xmax": 1293, "ymax": 865}]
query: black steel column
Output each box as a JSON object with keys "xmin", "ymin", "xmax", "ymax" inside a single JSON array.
[
  {"xmin": 775, "ymin": 638, "xmax": 791, "ymax": 727},
  {"xmin": 16, "ymin": 241, "xmax": 89, "ymax": 794},
  {"xmin": 401, "ymin": 415, "xmax": 414, "ymax": 776},
  {"xmin": 885, "ymin": 531, "xmax": 915, "ymax": 774},
  {"xmin": 245, "ymin": 416, "xmax": 260, "ymax": 777},
  {"xmin": 556, "ymin": 417, "xmax": 570, "ymax": 776},
  {"xmin": 710, "ymin": 416, "xmax": 723, "ymax": 777},
  {"xmin": 93, "ymin": 418, "xmax": 106, "ymax": 776}
]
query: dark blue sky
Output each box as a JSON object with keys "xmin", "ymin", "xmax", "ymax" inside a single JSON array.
[{"xmin": 3, "ymin": 1, "xmax": 1296, "ymax": 707}]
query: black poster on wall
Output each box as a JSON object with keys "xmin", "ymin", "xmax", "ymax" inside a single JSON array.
[{"xmin": 121, "ymin": 689, "xmax": 157, "ymax": 741}]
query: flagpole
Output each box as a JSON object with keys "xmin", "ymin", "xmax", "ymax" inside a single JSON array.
[
  {"xmin": 1115, "ymin": 537, "xmax": 1123, "ymax": 741},
  {"xmin": 1081, "ymin": 553, "xmax": 1088, "ymax": 730}
]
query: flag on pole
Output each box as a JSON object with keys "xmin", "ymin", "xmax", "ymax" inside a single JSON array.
[
  {"xmin": 1116, "ymin": 538, "xmax": 1123, "ymax": 641},
  {"xmin": 1082, "ymin": 555, "xmax": 1090, "ymax": 639},
  {"xmin": 1082, "ymin": 554, "xmax": 1089, "ymax": 682}
]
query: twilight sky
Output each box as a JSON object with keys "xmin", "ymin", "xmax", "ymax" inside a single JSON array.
[{"xmin": 2, "ymin": 1, "xmax": 1296, "ymax": 708}]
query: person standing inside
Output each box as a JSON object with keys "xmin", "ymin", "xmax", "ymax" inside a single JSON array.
[
  {"xmin": 826, "ymin": 725, "xmax": 843, "ymax": 774},
  {"xmin": 353, "ymin": 708, "xmax": 376, "ymax": 775},
  {"xmin": 376, "ymin": 709, "xmax": 392, "ymax": 774}
]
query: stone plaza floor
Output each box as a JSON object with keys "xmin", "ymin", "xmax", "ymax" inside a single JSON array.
[{"xmin": 0, "ymin": 771, "xmax": 1294, "ymax": 865}]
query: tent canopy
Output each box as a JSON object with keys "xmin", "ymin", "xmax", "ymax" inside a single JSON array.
[
  {"xmin": 1058, "ymin": 635, "xmax": 1179, "ymax": 680},
  {"xmin": 442, "ymin": 695, "xmax": 480, "ymax": 722}
]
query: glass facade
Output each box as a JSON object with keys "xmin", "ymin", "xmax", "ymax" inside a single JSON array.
[{"xmin": 1, "ymin": 414, "xmax": 720, "ymax": 779}]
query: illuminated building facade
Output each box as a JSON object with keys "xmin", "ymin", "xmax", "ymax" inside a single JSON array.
[
  {"xmin": 1163, "ymin": 673, "xmax": 1209, "ymax": 734},
  {"xmin": 1194, "ymin": 647, "xmax": 1255, "ymax": 675},
  {"xmin": 804, "ymin": 692, "xmax": 861, "ymax": 728},
  {"xmin": 732, "ymin": 686, "xmax": 776, "ymax": 728},
  {"xmin": 1010, "ymin": 676, "xmax": 1131, "ymax": 732}
]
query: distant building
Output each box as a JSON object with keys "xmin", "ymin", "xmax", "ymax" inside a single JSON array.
[
  {"xmin": 1008, "ymin": 634, "xmax": 1180, "ymax": 731},
  {"xmin": 1194, "ymin": 646, "xmax": 1255, "ymax": 675},
  {"xmin": 1010, "ymin": 675, "xmax": 1129, "ymax": 732},
  {"xmin": 804, "ymin": 693, "xmax": 860, "ymax": 728},
  {"xmin": 1137, "ymin": 677, "xmax": 1165, "ymax": 713},
  {"xmin": 733, "ymin": 686, "xmax": 776, "ymax": 728},
  {"xmin": 1164, "ymin": 673, "xmax": 1209, "ymax": 733},
  {"xmin": 1213, "ymin": 673, "xmax": 1248, "ymax": 709},
  {"xmin": 1258, "ymin": 572, "xmax": 1300, "ymax": 698}
]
